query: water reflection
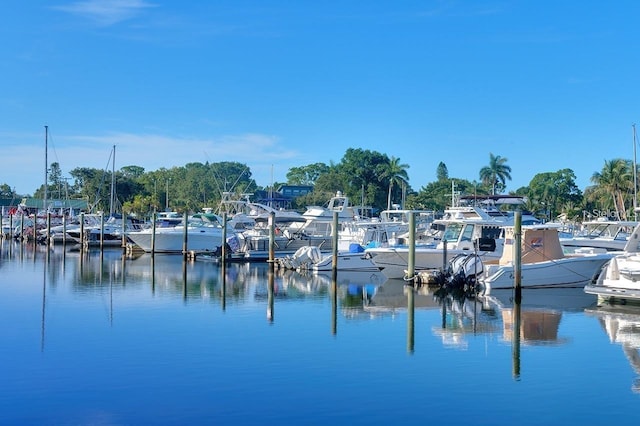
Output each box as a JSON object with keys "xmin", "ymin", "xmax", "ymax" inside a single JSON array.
[
  {"xmin": 479, "ymin": 288, "xmax": 597, "ymax": 346},
  {"xmin": 7, "ymin": 241, "xmax": 602, "ymax": 354},
  {"xmin": 586, "ymin": 304, "xmax": 640, "ymax": 393}
]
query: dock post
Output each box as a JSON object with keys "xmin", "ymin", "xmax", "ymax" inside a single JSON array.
[
  {"xmin": 79, "ymin": 213, "xmax": 84, "ymax": 253},
  {"xmin": 442, "ymin": 239, "xmax": 448, "ymax": 272},
  {"xmin": 62, "ymin": 214, "xmax": 66, "ymax": 246},
  {"xmin": 100, "ymin": 212, "xmax": 104, "ymax": 251},
  {"xmin": 332, "ymin": 211, "xmax": 339, "ymax": 272},
  {"xmin": 512, "ymin": 212, "xmax": 522, "ymax": 377},
  {"xmin": 408, "ymin": 211, "xmax": 416, "ymax": 282},
  {"xmin": 513, "ymin": 211, "xmax": 522, "ymax": 303},
  {"xmin": 182, "ymin": 211, "xmax": 188, "ymax": 260},
  {"xmin": 151, "ymin": 212, "xmax": 157, "ymax": 256},
  {"xmin": 121, "ymin": 212, "xmax": 126, "ymax": 249},
  {"xmin": 46, "ymin": 212, "xmax": 51, "ymax": 245},
  {"xmin": 268, "ymin": 212, "xmax": 275, "ymax": 264},
  {"xmin": 221, "ymin": 213, "xmax": 227, "ymax": 266},
  {"xmin": 406, "ymin": 211, "xmax": 416, "ymax": 353}
]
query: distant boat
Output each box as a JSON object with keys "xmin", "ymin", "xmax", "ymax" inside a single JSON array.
[
  {"xmin": 560, "ymin": 218, "xmax": 638, "ymax": 252},
  {"xmin": 126, "ymin": 212, "xmax": 237, "ymax": 254}
]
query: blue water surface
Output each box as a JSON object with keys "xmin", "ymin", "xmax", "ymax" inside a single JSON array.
[{"xmin": 1, "ymin": 240, "xmax": 639, "ymax": 425}]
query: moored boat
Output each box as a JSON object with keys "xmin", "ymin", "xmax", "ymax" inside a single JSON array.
[
  {"xmin": 479, "ymin": 224, "xmax": 614, "ymax": 293},
  {"xmin": 585, "ymin": 222, "xmax": 640, "ymax": 304}
]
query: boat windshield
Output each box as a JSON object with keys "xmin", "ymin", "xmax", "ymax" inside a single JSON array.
[{"xmin": 442, "ymin": 223, "xmax": 463, "ymax": 242}]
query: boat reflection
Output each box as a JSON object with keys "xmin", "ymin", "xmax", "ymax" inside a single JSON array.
[
  {"xmin": 479, "ymin": 288, "xmax": 597, "ymax": 346},
  {"xmin": 585, "ymin": 304, "xmax": 640, "ymax": 393},
  {"xmin": 429, "ymin": 287, "xmax": 598, "ymax": 350},
  {"xmin": 431, "ymin": 288, "xmax": 500, "ymax": 350}
]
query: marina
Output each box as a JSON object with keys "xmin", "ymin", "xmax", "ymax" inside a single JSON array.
[{"xmin": 2, "ymin": 239, "xmax": 640, "ymax": 424}]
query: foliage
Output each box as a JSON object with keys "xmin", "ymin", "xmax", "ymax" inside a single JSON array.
[
  {"xmin": 410, "ymin": 178, "xmax": 477, "ymax": 211},
  {"xmin": 479, "ymin": 153, "xmax": 512, "ymax": 195},
  {"xmin": 0, "ymin": 184, "xmax": 17, "ymax": 198},
  {"xmin": 436, "ymin": 162, "xmax": 449, "ymax": 181},
  {"xmin": 10, "ymin": 146, "xmax": 640, "ymax": 225},
  {"xmin": 286, "ymin": 163, "xmax": 330, "ymax": 185},
  {"xmin": 588, "ymin": 158, "xmax": 634, "ymax": 220},
  {"xmin": 379, "ymin": 156, "xmax": 410, "ymax": 210},
  {"xmin": 525, "ymin": 169, "xmax": 582, "ymax": 221}
]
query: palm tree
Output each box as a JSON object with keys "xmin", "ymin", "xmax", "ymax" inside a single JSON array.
[
  {"xmin": 380, "ymin": 156, "xmax": 409, "ymax": 210},
  {"xmin": 479, "ymin": 153, "xmax": 512, "ymax": 195},
  {"xmin": 589, "ymin": 158, "xmax": 633, "ymax": 220}
]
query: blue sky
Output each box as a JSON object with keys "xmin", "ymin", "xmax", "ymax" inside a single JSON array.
[{"xmin": 2, "ymin": 1, "xmax": 640, "ymax": 196}]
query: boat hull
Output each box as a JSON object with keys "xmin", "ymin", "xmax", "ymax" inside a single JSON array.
[
  {"xmin": 481, "ymin": 254, "xmax": 612, "ymax": 293},
  {"xmin": 127, "ymin": 228, "xmax": 224, "ymax": 253},
  {"xmin": 366, "ymin": 247, "xmax": 501, "ymax": 279}
]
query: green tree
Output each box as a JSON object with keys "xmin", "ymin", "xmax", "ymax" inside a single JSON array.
[
  {"xmin": 120, "ymin": 165, "xmax": 145, "ymax": 179},
  {"xmin": 379, "ymin": 156, "xmax": 410, "ymax": 210},
  {"xmin": 589, "ymin": 158, "xmax": 633, "ymax": 220},
  {"xmin": 527, "ymin": 169, "xmax": 582, "ymax": 221},
  {"xmin": 479, "ymin": 153, "xmax": 512, "ymax": 195},
  {"xmin": 436, "ymin": 162, "xmax": 449, "ymax": 181},
  {"xmin": 411, "ymin": 178, "xmax": 476, "ymax": 211},
  {"xmin": 286, "ymin": 163, "xmax": 330, "ymax": 186},
  {"xmin": 336, "ymin": 148, "xmax": 391, "ymax": 209},
  {"xmin": 0, "ymin": 183, "xmax": 16, "ymax": 198}
]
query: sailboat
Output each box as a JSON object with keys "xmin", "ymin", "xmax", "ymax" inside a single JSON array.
[{"xmin": 66, "ymin": 145, "xmax": 144, "ymax": 246}]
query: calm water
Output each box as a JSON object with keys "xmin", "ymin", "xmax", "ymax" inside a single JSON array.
[{"xmin": 2, "ymin": 240, "xmax": 640, "ymax": 425}]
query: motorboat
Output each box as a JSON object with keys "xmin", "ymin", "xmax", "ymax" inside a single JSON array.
[
  {"xmin": 66, "ymin": 214, "xmax": 145, "ymax": 247},
  {"xmin": 126, "ymin": 212, "xmax": 238, "ymax": 253},
  {"xmin": 231, "ymin": 191, "xmax": 357, "ymax": 261},
  {"xmin": 560, "ymin": 218, "xmax": 638, "ymax": 252},
  {"xmin": 275, "ymin": 244, "xmax": 381, "ymax": 272},
  {"xmin": 585, "ymin": 222, "xmax": 640, "ymax": 304},
  {"xmin": 366, "ymin": 206, "xmax": 508, "ymax": 279},
  {"xmin": 478, "ymin": 224, "xmax": 614, "ymax": 293}
]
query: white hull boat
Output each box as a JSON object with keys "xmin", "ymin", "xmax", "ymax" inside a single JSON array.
[
  {"xmin": 275, "ymin": 245, "xmax": 381, "ymax": 272},
  {"xmin": 480, "ymin": 225, "xmax": 614, "ymax": 294},
  {"xmin": 560, "ymin": 219, "xmax": 637, "ymax": 252},
  {"xmin": 585, "ymin": 222, "xmax": 640, "ymax": 304},
  {"xmin": 127, "ymin": 213, "xmax": 235, "ymax": 254},
  {"xmin": 366, "ymin": 213, "xmax": 506, "ymax": 279}
]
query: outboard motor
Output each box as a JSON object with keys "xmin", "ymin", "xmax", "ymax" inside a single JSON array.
[{"xmin": 447, "ymin": 253, "xmax": 483, "ymax": 291}]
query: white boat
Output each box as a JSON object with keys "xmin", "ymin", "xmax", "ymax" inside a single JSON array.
[
  {"xmin": 127, "ymin": 212, "xmax": 237, "ymax": 253},
  {"xmin": 479, "ymin": 224, "xmax": 614, "ymax": 294},
  {"xmin": 66, "ymin": 214, "xmax": 145, "ymax": 247},
  {"xmin": 275, "ymin": 244, "xmax": 381, "ymax": 272},
  {"xmin": 585, "ymin": 222, "xmax": 640, "ymax": 304},
  {"xmin": 366, "ymin": 205, "xmax": 509, "ymax": 279},
  {"xmin": 560, "ymin": 218, "xmax": 638, "ymax": 252},
  {"xmin": 232, "ymin": 191, "xmax": 358, "ymax": 261}
]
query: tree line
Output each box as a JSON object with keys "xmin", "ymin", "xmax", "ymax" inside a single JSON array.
[{"xmin": 0, "ymin": 148, "xmax": 637, "ymax": 223}]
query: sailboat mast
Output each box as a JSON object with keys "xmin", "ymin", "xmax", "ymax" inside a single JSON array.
[
  {"xmin": 634, "ymin": 124, "xmax": 638, "ymax": 221},
  {"xmin": 44, "ymin": 125, "xmax": 48, "ymax": 213},
  {"xmin": 110, "ymin": 145, "xmax": 116, "ymax": 217}
]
